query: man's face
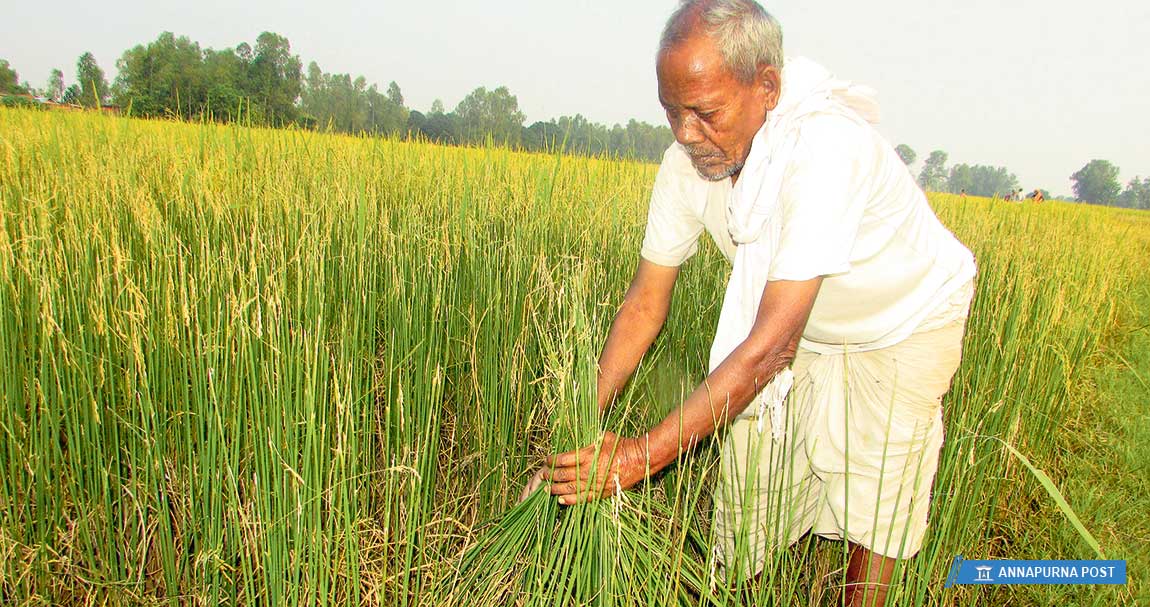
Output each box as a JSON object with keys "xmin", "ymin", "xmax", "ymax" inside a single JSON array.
[{"xmin": 656, "ymin": 34, "xmax": 780, "ymax": 182}]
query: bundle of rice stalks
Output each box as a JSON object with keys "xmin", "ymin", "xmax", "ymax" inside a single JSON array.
[{"xmin": 438, "ymin": 267, "xmax": 722, "ymax": 606}]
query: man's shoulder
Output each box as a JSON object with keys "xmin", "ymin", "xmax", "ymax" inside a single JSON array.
[
  {"xmin": 658, "ymin": 142, "xmax": 697, "ymax": 176},
  {"xmin": 794, "ymin": 112, "xmax": 875, "ymax": 157},
  {"xmin": 778, "ymin": 112, "xmax": 911, "ymax": 216}
]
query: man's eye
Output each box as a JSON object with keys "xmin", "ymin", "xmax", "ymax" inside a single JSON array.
[{"xmin": 699, "ymin": 110, "xmax": 718, "ymax": 120}]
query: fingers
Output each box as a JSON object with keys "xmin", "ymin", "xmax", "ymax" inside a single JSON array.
[
  {"xmin": 537, "ymin": 435, "xmax": 627, "ymax": 506},
  {"xmin": 546, "ymin": 442, "xmax": 620, "ymax": 471},
  {"xmin": 546, "ymin": 474, "xmax": 601, "ymax": 496},
  {"xmin": 518, "ymin": 467, "xmax": 546, "ymax": 503},
  {"xmin": 543, "ymin": 466, "xmax": 579, "ymax": 483},
  {"xmin": 553, "ymin": 485, "xmax": 614, "ymax": 506},
  {"xmin": 549, "ymin": 481, "xmax": 579, "ymax": 497},
  {"xmin": 545, "ymin": 444, "xmax": 597, "ymax": 469},
  {"xmin": 558, "ymin": 491, "xmax": 595, "ymax": 506},
  {"xmin": 550, "ymin": 473, "xmax": 620, "ymax": 504}
]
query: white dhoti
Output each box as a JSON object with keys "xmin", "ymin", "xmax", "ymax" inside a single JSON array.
[{"xmin": 712, "ymin": 285, "xmax": 971, "ymax": 578}]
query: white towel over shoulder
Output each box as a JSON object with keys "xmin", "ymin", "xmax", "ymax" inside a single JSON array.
[{"xmin": 708, "ymin": 57, "xmax": 881, "ymax": 440}]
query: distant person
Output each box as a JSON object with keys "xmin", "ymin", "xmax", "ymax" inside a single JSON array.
[
  {"xmin": 523, "ymin": 2, "xmax": 976, "ymax": 605},
  {"xmin": 1003, "ymin": 190, "xmax": 1013, "ymax": 202},
  {"xmin": 1032, "ymin": 190, "xmax": 1044, "ymax": 204},
  {"xmin": 1016, "ymin": 188, "xmax": 1025, "ymax": 202},
  {"xmin": 959, "ymin": 189, "xmax": 967, "ymax": 201}
]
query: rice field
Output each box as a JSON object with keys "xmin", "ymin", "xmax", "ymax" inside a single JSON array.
[{"xmin": 1, "ymin": 108, "xmax": 1147, "ymax": 606}]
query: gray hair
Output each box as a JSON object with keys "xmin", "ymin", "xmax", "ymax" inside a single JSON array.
[{"xmin": 659, "ymin": 0, "xmax": 784, "ymax": 83}]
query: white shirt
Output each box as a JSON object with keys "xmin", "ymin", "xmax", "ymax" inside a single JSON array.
[{"xmin": 639, "ymin": 73, "xmax": 976, "ymax": 359}]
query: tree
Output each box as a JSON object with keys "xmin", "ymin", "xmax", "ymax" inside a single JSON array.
[
  {"xmin": 619, "ymin": 119, "xmax": 673, "ymax": 161},
  {"xmin": 75, "ymin": 52, "xmax": 110, "ymax": 108},
  {"xmin": 946, "ymin": 163, "xmax": 1018, "ymax": 197},
  {"xmin": 918, "ymin": 150, "xmax": 948, "ymax": 192},
  {"xmin": 1071, "ymin": 160, "xmax": 1121, "ymax": 206},
  {"xmin": 366, "ymin": 82, "xmax": 408, "ymax": 135},
  {"xmin": 300, "ymin": 62, "xmax": 407, "ymax": 135},
  {"xmin": 202, "ymin": 46, "xmax": 250, "ymax": 121},
  {"xmin": 0, "ymin": 59, "xmax": 23, "ymax": 94},
  {"xmin": 299, "ymin": 61, "xmax": 328, "ymax": 127},
  {"xmin": 248, "ymin": 32, "xmax": 302, "ymax": 125},
  {"xmin": 894, "ymin": 144, "xmax": 916, "ymax": 166},
  {"xmin": 61, "ymin": 84, "xmax": 81, "ymax": 104},
  {"xmin": 418, "ymin": 109, "xmax": 459, "ymax": 143},
  {"xmin": 46, "ymin": 69, "xmax": 65, "ymax": 102},
  {"xmin": 430, "ymin": 99, "xmax": 445, "ymax": 114},
  {"xmin": 386, "ymin": 81, "xmax": 404, "ymax": 108},
  {"xmin": 455, "ymin": 86, "xmax": 525, "ymax": 146},
  {"xmin": 114, "ymin": 33, "xmax": 206, "ymax": 117},
  {"xmin": 553, "ymin": 114, "xmax": 611, "ymax": 156},
  {"xmin": 1119, "ymin": 177, "xmax": 1150, "ymax": 210},
  {"xmin": 406, "ymin": 110, "xmax": 427, "ymax": 138},
  {"xmin": 524, "ymin": 120, "xmax": 563, "ymax": 152}
]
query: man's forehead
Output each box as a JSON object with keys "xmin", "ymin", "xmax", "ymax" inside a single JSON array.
[
  {"xmin": 658, "ymin": 34, "xmax": 726, "ymax": 75},
  {"xmin": 657, "ymin": 36, "xmax": 733, "ymax": 103}
]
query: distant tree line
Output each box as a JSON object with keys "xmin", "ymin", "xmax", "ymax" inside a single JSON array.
[
  {"xmin": 903, "ymin": 147, "xmax": 1021, "ymax": 197},
  {"xmin": 1, "ymin": 32, "xmax": 674, "ymax": 163},
  {"xmin": 1, "ymin": 55, "xmax": 107, "ymax": 108},
  {"xmin": 6, "ymin": 40, "xmax": 1146, "ymax": 188},
  {"xmin": 895, "ymin": 144, "xmax": 1147, "ymax": 210}
]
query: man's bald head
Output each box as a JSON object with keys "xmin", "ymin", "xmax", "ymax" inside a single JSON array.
[{"xmin": 659, "ymin": 0, "xmax": 783, "ymax": 84}]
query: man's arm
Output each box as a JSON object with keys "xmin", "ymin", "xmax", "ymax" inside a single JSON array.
[
  {"xmin": 596, "ymin": 259, "xmax": 680, "ymax": 411},
  {"xmin": 545, "ymin": 277, "xmax": 822, "ymax": 504}
]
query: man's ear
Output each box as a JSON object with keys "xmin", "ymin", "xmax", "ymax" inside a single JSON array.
[{"xmin": 758, "ymin": 64, "xmax": 782, "ymax": 111}]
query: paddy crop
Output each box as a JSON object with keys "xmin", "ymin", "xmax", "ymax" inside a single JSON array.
[{"xmin": 0, "ymin": 108, "xmax": 1146, "ymax": 605}]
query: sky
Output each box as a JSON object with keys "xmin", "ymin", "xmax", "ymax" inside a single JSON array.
[{"xmin": 3, "ymin": 0, "xmax": 1148, "ymax": 195}]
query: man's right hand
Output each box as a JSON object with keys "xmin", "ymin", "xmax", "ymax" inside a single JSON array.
[{"xmin": 520, "ymin": 259, "xmax": 678, "ymax": 503}]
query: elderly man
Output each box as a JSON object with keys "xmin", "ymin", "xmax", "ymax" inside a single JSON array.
[{"xmin": 524, "ymin": 0, "xmax": 975, "ymax": 604}]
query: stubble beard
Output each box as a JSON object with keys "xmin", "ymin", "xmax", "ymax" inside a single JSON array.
[
  {"xmin": 691, "ymin": 158, "xmax": 744, "ymax": 182},
  {"xmin": 686, "ymin": 145, "xmax": 745, "ymax": 182}
]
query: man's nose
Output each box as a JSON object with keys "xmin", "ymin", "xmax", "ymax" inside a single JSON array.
[{"xmin": 670, "ymin": 113, "xmax": 705, "ymax": 146}]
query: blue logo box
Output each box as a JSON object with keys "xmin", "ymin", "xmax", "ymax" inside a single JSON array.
[{"xmin": 945, "ymin": 556, "xmax": 1126, "ymax": 586}]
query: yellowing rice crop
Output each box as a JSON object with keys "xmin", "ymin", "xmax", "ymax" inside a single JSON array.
[{"xmin": 0, "ymin": 108, "xmax": 1147, "ymax": 606}]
